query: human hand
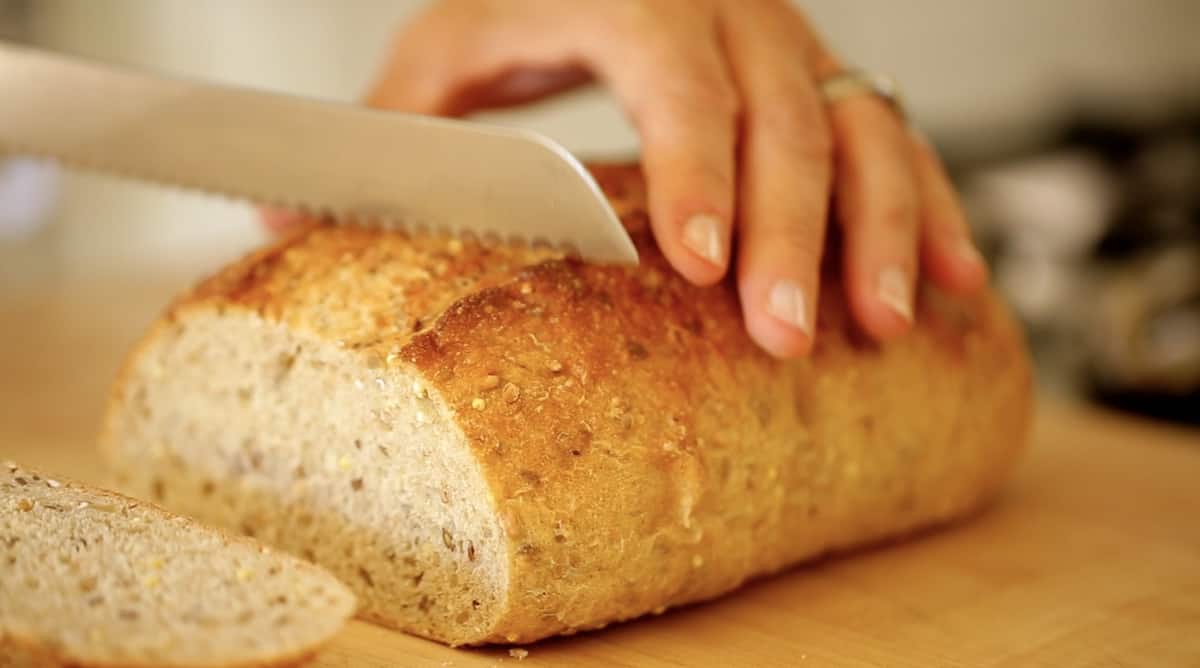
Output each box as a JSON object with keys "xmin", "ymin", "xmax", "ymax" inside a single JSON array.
[{"xmin": 366, "ymin": 0, "xmax": 988, "ymax": 357}]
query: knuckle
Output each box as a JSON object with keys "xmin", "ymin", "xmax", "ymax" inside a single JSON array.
[
  {"xmin": 753, "ymin": 97, "xmax": 833, "ymax": 163},
  {"xmin": 609, "ymin": 0, "xmax": 662, "ymax": 35},
  {"xmin": 803, "ymin": 124, "xmax": 836, "ymax": 162},
  {"xmin": 639, "ymin": 77, "xmax": 740, "ymax": 144},
  {"xmin": 719, "ymin": 86, "xmax": 744, "ymax": 121},
  {"xmin": 765, "ymin": 217, "xmax": 823, "ymax": 265},
  {"xmin": 877, "ymin": 201, "xmax": 920, "ymax": 232},
  {"xmin": 678, "ymin": 74, "xmax": 740, "ymax": 119},
  {"xmin": 698, "ymin": 161, "xmax": 737, "ymax": 200},
  {"xmin": 783, "ymin": 125, "xmax": 835, "ymax": 167},
  {"xmin": 927, "ymin": 210, "xmax": 969, "ymax": 238}
]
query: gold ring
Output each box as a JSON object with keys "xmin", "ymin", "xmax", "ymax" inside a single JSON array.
[{"xmin": 819, "ymin": 69, "xmax": 907, "ymax": 121}]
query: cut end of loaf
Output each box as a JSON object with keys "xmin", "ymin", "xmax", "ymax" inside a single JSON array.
[
  {"xmin": 101, "ymin": 310, "xmax": 509, "ymax": 645},
  {"xmin": 0, "ymin": 462, "xmax": 355, "ymax": 667}
]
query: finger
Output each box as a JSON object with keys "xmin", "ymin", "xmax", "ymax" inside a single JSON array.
[
  {"xmin": 911, "ymin": 132, "xmax": 988, "ymax": 294},
  {"xmin": 437, "ymin": 65, "xmax": 592, "ymax": 115},
  {"xmin": 831, "ymin": 95, "xmax": 922, "ymax": 341},
  {"xmin": 367, "ymin": 3, "xmax": 739, "ymax": 284},
  {"xmin": 365, "ymin": 2, "xmax": 589, "ymax": 115},
  {"xmin": 579, "ymin": 11, "xmax": 739, "ymax": 284},
  {"xmin": 721, "ymin": 3, "xmax": 835, "ymax": 357},
  {"xmin": 364, "ymin": 3, "xmax": 473, "ymax": 113},
  {"xmin": 260, "ymin": 207, "xmax": 304, "ymax": 234}
]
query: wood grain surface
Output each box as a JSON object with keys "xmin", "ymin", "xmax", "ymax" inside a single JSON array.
[{"xmin": 2, "ymin": 281, "xmax": 1198, "ymax": 667}]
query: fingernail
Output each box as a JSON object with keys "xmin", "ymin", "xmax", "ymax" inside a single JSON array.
[
  {"xmin": 682, "ymin": 214, "xmax": 724, "ymax": 267},
  {"xmin": 877, "ymin": 266, "xmax": 914, "ymax": 322},
  {"xmin": 766, "ymin": 280, "xmax": 812, "ymax": 335}
]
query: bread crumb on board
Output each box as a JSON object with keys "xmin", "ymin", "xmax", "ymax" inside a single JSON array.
[{"xmin": 508, "ymin": 648, "xmax": 529, "ymax": 660}]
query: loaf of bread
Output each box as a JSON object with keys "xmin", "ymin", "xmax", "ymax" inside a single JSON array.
[
  {"xmin": 0, "ymin": 462, "xmax": 355, "ymax": 667},
  {"xmin": 100, "ymin": 165, "xmax": 1032, "ymax": 646}
]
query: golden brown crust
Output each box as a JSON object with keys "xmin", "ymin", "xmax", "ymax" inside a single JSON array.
[
  {"xmin": 399, "ymin": 166, "xmax": 1032, "ymax": 642},
  {"xmin": 109, "ymin": 164, "xmax": 1032, "ymax": 645}
]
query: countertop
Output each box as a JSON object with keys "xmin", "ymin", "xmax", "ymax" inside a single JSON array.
[{"xmin": 2, "ymin": 280, "xmax": 1198, "ymax": 667}]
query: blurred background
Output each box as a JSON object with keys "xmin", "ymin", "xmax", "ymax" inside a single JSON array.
[{"xmin": 1, "ymin": 0, "xmax": 1198, "ymax": 468}]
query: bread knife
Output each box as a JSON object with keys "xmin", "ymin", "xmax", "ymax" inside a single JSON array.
[{"xmin": 0, "ymin": 42, "xmax": 638, "ymax": 265}]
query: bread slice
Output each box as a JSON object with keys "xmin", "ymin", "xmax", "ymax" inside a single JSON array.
[
  {"xmin": 100, "ymin": 164, "xmax": 1033, "ymax": 646},
  {"xmin": 0, "ymin": 462, "xmax": 355, "ymax": 667}
]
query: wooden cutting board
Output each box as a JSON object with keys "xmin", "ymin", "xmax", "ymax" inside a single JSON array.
[{"xmin": 2, "ymin": 284, "xmax": 1199, "ymax": 667}]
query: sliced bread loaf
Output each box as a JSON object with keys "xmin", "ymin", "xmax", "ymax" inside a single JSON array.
[
  {"xmin": 100, "ymin": 164, "xmax": 1032, "ymax": 646},
  {"xmin": 0, "ymin": 462, "xmax": 355, "ymax": 667}
]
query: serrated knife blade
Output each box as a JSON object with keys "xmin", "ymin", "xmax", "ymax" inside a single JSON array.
[{"xmin": 0, "ymin": 42, "xmax": 638, "ymax": 264}]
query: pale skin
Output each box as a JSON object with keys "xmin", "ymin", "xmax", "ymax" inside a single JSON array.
[{"xmin": 269, "ymin": 0, "xmax": 988, "ymax": 358}]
